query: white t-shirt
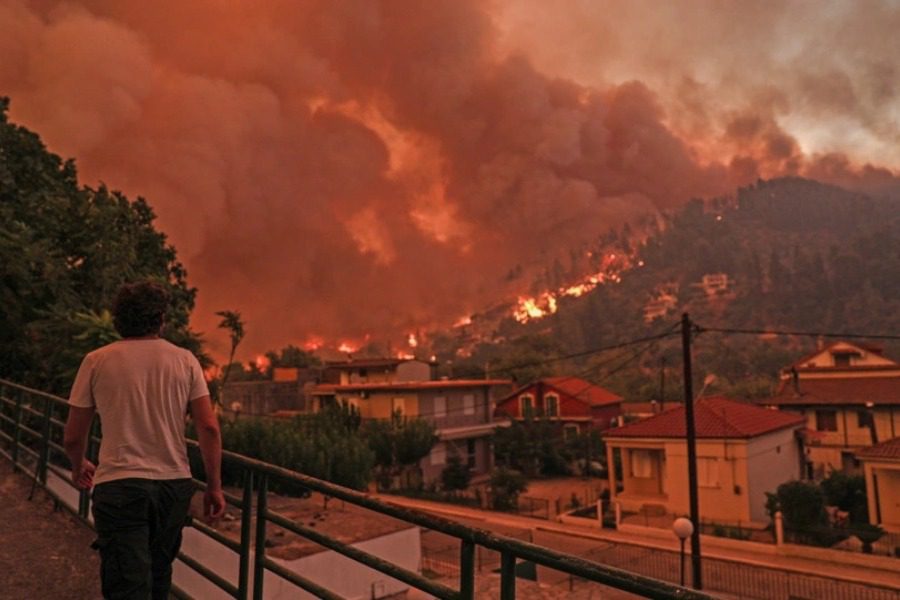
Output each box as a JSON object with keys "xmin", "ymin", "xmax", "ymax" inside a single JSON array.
[{"xmin": 69, "ymin": 338, "xmax": 209, "ymax": 485}]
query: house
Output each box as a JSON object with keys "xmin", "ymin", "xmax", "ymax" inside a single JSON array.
[
  {"xmin": 311, "ymin": 379, "xmax": 512, "ymax": 484},
  {"xmin": 762, "ymin": 341, "xmax": 900, "ymax": 477},
  {"xmin": 856, "ymin": 437, "xmax": 900, "ymax": 533},
  {"xmin": 494, "ymin": 376, "xmax": 623, "ymax": 436},
  {"xmin": 220, "ymin": 367, "xmax": 319, "ymax": 416},
  {"xmin": 603, "ymin": 396, "xmax": 805, "ymax": 525},
  {"xmin": 322, "ymin": 357, "xmax": 436, "ymax": 385}
]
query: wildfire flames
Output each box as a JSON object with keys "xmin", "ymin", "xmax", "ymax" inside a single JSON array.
[{"xmin": 513, "ymin": 252, "xmax": 634, "ymax": 323}]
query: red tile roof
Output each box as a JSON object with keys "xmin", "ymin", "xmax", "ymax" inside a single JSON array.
[
  {"xmin": 603, "ymin": 396, "xmax": 805, "ymax": 439},
  {"xmin": 785, "ymin": 341, "xmax": 893, "ymax": 371},
  {"xmin": 312, "ymin": 379, "xmax": 511, "ymax": 394},
  {"xmin": 766, "ymin": 376, "xmax": 900, "ymax": 406},
  {"xmin": 542, "ymin": 376, "xmax": 623, "ymax": 407},
  {"xmin": 856, "ymin": 437, "xmax": 900, "ymax": 462}
]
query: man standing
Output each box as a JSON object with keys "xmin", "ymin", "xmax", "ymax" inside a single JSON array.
[{"xmin": 64, "ymin": 281, "xmax": 226, "ymax": 599}]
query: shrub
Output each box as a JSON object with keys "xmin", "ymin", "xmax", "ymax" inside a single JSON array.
[
  {"xmin": 490, "ymin": 468, "xmax": 528, "ymax": 511},
  {"xmin": 821, "ymin": 470, "xmax": 869, "ymax": 523},
  {"xmin": 441, "ymin": 453, "xmax": 472, "ymax": 492}
]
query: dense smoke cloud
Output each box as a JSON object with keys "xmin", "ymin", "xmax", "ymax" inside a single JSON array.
[{"xmin": 2, "ymin": 1, "xmax": 897, "ymax": 358}]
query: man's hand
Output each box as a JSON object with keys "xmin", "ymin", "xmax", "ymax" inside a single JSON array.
[
  {"xmin": 203, "ymin": 488, "xmax": 226, "ymax": 523},
  {"xmin": 72, "ymin": 459, "xmax": 96, "ymax": 490}
]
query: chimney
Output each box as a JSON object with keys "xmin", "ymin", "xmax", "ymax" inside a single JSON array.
[{"xmin": 791, "ymin": 367, "xmax": 800, "ymax": 395}]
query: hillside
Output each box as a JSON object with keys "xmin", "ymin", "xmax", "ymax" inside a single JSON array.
[{"xmin": 434, "ymin": 177, "xmax": 900, "ymax": 399}]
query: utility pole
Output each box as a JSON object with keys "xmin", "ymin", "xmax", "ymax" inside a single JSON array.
[
  {"xmin": 681, "ymin": 313, "xmax": 702, "ymax": 589},
  {"xmin": 659, "ymin": 356, "xmax": 666, "ymax": 412}
]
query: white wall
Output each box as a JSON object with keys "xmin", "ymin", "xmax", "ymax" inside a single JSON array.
[{"xmin": 745, "ymin": 428, "xmax": 803, "ymax": 522}]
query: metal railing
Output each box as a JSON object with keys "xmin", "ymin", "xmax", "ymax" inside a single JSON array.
[{"xmin": 0, "ymin": 378, "xmax": 713, "ymax": 600}]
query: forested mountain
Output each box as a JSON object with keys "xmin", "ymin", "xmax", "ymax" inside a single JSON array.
[{"xmin": 440, "ymin": 177, "xmax": 900, "ymax": 401}]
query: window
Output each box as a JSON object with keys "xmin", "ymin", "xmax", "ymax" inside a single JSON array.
[
  {"xmin": 466, "ymin": 439, "xmax": 477, "ymax": 468},
  {"xmin": 434, "ymin": 396, "xmax": 447, "ymax": 418},
  {"xmin": 463, "ymin": 394, "xmax": 475, "ymax": 415},
  {"xmin": 545, "ymin": 394, "xmax": 559, "ymax": 417},
  {"xmin": 698, "ymin": 458, "xmax": 719, "ymax": 487},
  {"xmin": 392, "ymin": 397, "xmax": 405, "ymax": 417},
  {"xmin": 832, "ymin": 353, "xmax": 855, "ymax": 367},
  {"xmin": 519, "ymin": 394, "xmax": 534, "ymax": 418},
  {"xmin": 815, "ymin": 409, "xmax": 838, "ymax": 432},
  {"xmin": 430, "ymin": 443, "xmax": 446, "ymax": 466},
  {"xmin": 564, "ymin": 424, "xmax": 580, "ymax": 440},
  {"xmin": 857, "ymin": 410, "xmax": 873, "ymax": 428},
  {"xmin": 630, "ymin": 450, "xmax": 653, "ymax": 478}
]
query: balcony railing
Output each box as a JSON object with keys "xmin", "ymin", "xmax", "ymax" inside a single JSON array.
[{"xmin": 0, "ymin": 378, "xmax": 714, "ymax": 599}]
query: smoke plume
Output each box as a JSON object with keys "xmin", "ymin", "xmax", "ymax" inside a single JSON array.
[{"xmin": 2, "ymin": 0, "xmax": 898, "ymax": 358}]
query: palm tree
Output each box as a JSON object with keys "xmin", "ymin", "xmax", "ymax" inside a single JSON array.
[{"xmin": 215, "ymin": 310, "xmax": 245, "ymax": 404}]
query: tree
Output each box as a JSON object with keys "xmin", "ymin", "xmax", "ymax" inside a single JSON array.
[
  {"xmin": 440, "ymin": 452, "xmax": 472, "ymax": 492},
  {"xmin": 0, "ymin": 97, "xmax": 204, "ymax": 392},
  {"xmin": 363, "ymin": 413, "xmax": 438, "ymax": 490},
  {"xmin": 821, "ymin": 470, "xmax": 869, "ymax": 523},
  {"xmin": 216, "ymin": 310, "xmax": 245, "ymax": 400},
  {"xmin": 264, "ymin": 344, "xmax": 321, "ymax": 377},
  {"xmin": 490, "ymin": 468, "xmax": 528, "ymax": 510}
]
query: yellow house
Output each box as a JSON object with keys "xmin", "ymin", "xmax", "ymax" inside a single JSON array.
[
  {"xmin": 856, "ymin": 437, "xmax": 900, "ymax": 533},
  {"xmin": 311, "ymin": 379, "xmax": 512, "ymax": 484},
  {"xmin": 604, "ymin": 397, "xmax": 805, "ymax": 526},
  {"xmin": 764, "ymin": 341, "xmax": 900, "ymax": 477}
]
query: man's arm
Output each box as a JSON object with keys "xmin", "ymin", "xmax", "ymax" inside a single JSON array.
[
  {"xmin": 190, "ymin": 395, "xmax": 225, "ymax": 521},
  {"xmin": 63, "ymin": 406, "xmax": 96, "ymax": 490}
]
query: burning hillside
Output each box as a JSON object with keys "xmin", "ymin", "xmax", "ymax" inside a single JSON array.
[{"xmin": 2, "ymin": 1, "xmax": 898, "ymax": 360}]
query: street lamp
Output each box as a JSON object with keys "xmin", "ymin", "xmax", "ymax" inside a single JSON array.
[{"xmin": 673, "ymin": 517, "xmax": 694, "ymax": 587}]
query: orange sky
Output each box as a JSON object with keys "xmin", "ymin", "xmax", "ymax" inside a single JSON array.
[{"xmin": 2, "ymin": 1, "xmax": 898, "ymax": 360}]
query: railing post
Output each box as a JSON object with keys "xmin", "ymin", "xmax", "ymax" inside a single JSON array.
[
  {"xmin": 459, "ymin": 540, "xmax": 475, "ymax": 600},
  {"xmin": 12, "ymin": 388, "xmax": 23, "ymax": 469},
  {"xmin": 238, "ymin": 471, "xmax": 254, "ymax": 600},
  {"xmin": 252, "ymin": 474, "xmax": 268, "ymax": 600},
  {"xmin": 38, "ymin": 396, "xmax": 53, "ymax": 483},
  {"xmin": 500, "ymin": 551, "xmax": 516, "ymax": 600}
]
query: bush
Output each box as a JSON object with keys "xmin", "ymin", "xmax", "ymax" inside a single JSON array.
[
  {"xmin": 768, "ymin": 480, "xmax": 826, "ymax": 530},
  {"xmin": 821, "ymin": 470, "xmax": 869, "ymax": 523},
  {"xmin": 490, "ymin": 468, "xmax": 528, "ymax": 511},
  {"xmin": 441, "ymin": 453, "xmax": 472, "ymax": 492},
  {"xmin": 208, "ymin": 409, "xmax": 375, "ymax": 494}
]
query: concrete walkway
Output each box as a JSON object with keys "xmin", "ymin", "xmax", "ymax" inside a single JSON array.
[
  {"xmin": 379, "ymin": 494, "xmax": 900, "ymax": 593},
  {"xmin": 0, "ymin": 461, "xmax": 100, "ymax": 599}
]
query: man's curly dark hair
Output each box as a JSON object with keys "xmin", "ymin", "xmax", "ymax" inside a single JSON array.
[{"xmin": 112, "ymin": 281, "xmax": 170, "ymax": 337}]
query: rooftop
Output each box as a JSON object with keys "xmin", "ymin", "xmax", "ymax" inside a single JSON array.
[
  {"xmin": 312, "ymin": 379, "xmax": 511, "ymax": 394},
  {"xmin": 603, "ymin": 396, "xmax": 805, "ymax": 439},
  {"xmin": 856, "ymin": 437, "xmax": 900, "ymax": 462},
  {"xmin": 215, "ymin": 491, "xmax": 412, "ymax": 561},
  {"xmin": 504, "ymin": 376, "xmax": 622, "ymax": 407},
  {"xmin": 767, "ymin": 376, "xmax": 900, "ymax": 406}
]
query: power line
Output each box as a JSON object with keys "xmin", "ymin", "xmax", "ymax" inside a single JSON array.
[{"xmin": 695, "ymin": 325, "xmax": 900, "ymax": 341}]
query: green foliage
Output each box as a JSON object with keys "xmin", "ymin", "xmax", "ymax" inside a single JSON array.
[
  {"xmin": 440, "ymin": 452, "xmax": 472, "ymax": 492},
  {"xmin": 264, "ymin": 344, "xmax": 321, "ymax": 376},
  {"xmin": 217, "ymin": 406, "xmax": 374, "ymax": 492},
  {"xmin": 821, "ymin": 470, "xmax": 869, "ymax": 523},
  {"xmin": 490, "ymin": 467, "xmax": 528, "ymax": 510},
  {"xmin": 363, "ymin": 413, "xmax": 438, "ymax": 490},
  {"xmin": 771, "ymin": 480, "xmax": 827, "ymax": 530},
  {"xmin": 493, "ymin": 419, "xmax": 573, "ymax": 477},
  {"xmin": 0, "ymin": 97, "xmax": 204, "ymax": 392}
]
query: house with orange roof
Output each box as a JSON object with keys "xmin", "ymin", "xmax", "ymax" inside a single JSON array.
[
  {"xmin": 494, "ymin": 376, "xmax": 623, "ymax": 437},
  {"xmin": 603, "ymin": 397, "xmax": 806, "ymax": 525},
  {"xmin": 762, "ymin": 341, "xmax": 900, "ymax": 477},
  {"xmin": 856, "ymin": 437, "xmax": 900, "ymax": 533}
]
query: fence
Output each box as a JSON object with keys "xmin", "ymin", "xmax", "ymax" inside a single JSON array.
[{"xmin": 0, "ymin": 378, "xmax": 712, "ymax": 600}]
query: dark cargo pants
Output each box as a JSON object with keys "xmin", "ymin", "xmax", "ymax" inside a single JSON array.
[{"xmin": 91, "ymin": 478, "xmax": 195, "ymax": 600}]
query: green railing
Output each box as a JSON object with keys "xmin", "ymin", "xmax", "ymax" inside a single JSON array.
[{"xmin": 0, "ymin": 378, "xmax": 714, "ymax": 600}]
